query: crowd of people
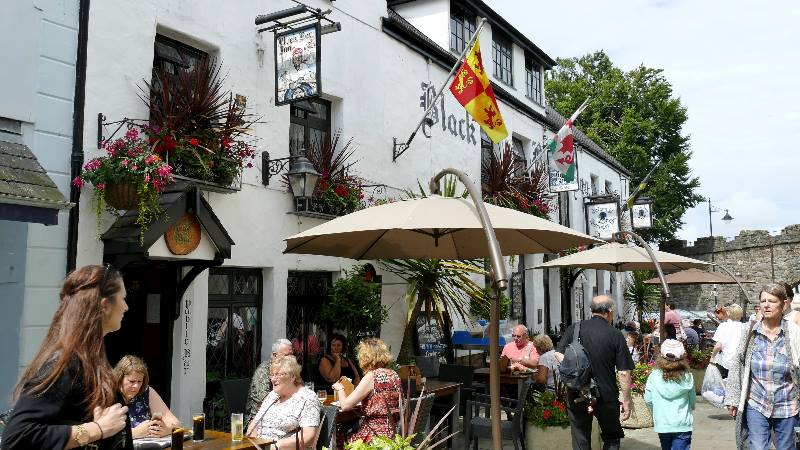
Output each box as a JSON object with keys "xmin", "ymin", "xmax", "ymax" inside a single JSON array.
[{"xmin": 2, "ymin": 264, "xmax": 800, "ymax": 450}]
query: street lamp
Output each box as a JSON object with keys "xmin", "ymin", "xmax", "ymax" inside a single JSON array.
[
  {"xmin": 707, "ymin": 198, "xmax": 733, "ymax": 262},
  {"xmin": 261, "ymin": 151, "xmax": 321, "ymax": 210}
]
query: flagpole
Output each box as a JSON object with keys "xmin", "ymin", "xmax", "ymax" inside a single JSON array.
[
  {"xmin": 392, "ymin": 17, "xmax": 488, "ymax": 161},
  {"xmin": 623, "ymin": 158, "xmax": 662, "ymax": 210}
]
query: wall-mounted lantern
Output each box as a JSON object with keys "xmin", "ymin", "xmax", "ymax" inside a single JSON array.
[
  {"xmin": 262, "ymin": 151, "xmax": 320, "ymax": 210},
  {"xmin": 585, "ymin": 195, "xmax": 620, "ymax": 241}
]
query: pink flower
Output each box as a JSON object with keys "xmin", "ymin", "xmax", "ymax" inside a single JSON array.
[
  {"xmin": 144, "ymin": 174, "xmax": 150, "ymax": 183},
  {"xmin": 124, "ymin": 128, "xmax": 139, "ymax": 140},
  {"xmin": 131, "ymin": 165, "xmax": 139, "ymax": 171},
  {"xmin": 72, "ymin": 176, "xmax": 84, "ymax": 188},
  {"xmin": 96, "ymin": 183, "xmax": 106, "ymax": 190},
  {"xmin": 121, "ymin": 159, "xmax": 129, "ymax": 167}
]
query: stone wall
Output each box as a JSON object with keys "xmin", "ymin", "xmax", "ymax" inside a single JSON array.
[{"xmin": 660, "ymin": 225, "xmax": 800, "ymax": 314}]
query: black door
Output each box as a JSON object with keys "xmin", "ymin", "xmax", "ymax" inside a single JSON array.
[{"xmin": 286, "ymin": 272, "xmax": 331, "ymax": 385}]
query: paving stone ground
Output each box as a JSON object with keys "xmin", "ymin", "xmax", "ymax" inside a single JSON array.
[{"xmin": 449, "ymin": 397, "xmax": 735, "ymax": 449}]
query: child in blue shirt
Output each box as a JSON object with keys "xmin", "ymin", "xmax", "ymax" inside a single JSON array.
[{"xmin": 644, "ymin": 339, "xmax": 696, "ymax": 450}]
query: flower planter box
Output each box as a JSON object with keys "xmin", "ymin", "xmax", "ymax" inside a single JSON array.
[
  {"xmin": 622, "ymin": 393, "xmax": 653, "ymax": 429},
  {"xmin": 691, "ymin": 368, "xmax": 704, "ymax": 395},
  {"xmin": 526, "ymin": 418, "xmax": 601, "ymax": 449},
  {"xmin": 104, "ymin": 183, "xmax": 139, "ymax": 210}
]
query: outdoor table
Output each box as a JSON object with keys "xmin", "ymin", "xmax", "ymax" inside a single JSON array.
[
  {"xmin": 473, "ymin": 367, "xmax": 535, "ymax": 398},
  {"xmin": 183, "ymin": 431, "xmax": 272, "ymax": 450},
  {"xmin": 332, "ymin": 380, "xmax": 462, "ymax": 448}
]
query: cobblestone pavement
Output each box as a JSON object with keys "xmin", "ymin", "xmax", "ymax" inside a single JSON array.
[{"xmin": 449, "ymin": 398, "xmax": 735, "ymax": 449}]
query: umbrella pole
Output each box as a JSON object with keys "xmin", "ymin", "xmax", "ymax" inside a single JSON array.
[
  {"xmin": 430, "ymin": 168, "xmax": 507, "ymax": 450},
  {"xmin": 713, "ymin": 263, "xmax": 750, "ymax": 318},
  {"xmin": 614, "ymin": 231, "xmax": 670, "ymax": 341}
]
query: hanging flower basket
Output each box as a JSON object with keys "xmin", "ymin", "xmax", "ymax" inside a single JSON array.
[{"xmin": 104, "ymin": 183, "xmax": 140, "ymax": 210}]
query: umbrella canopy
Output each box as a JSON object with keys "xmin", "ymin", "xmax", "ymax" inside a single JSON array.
[
  {"xmin": 643, "ymin": 268, "xmax": 754, "ymax": 285},
  {"xmin": 284, "ymin": 195, "xmax": 602, "ymax": 259},
  {"xmin": 534, "ymin": 242, "xmax": 710, "ymax": 271}
]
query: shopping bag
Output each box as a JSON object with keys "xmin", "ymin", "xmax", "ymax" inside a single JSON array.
[{"xmin": 701, "ymin": 363, "xmax": 726, "ymax": 408}]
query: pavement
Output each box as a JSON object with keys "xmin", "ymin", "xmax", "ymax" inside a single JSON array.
[{"xmin": 449, "ymin": 397, "xmax": 735, "ymax": 449}]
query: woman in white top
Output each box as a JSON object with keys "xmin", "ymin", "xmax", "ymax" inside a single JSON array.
[
  {"xmin": 246, "ymin": 356, "xmax": 320, "ymax": 448},
  {"xmin": 711, "ymin": 303, "xmax": 744, "ymax": 378}
]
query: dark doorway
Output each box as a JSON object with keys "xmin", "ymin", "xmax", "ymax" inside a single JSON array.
[
  {"xmin": 286, "ymin": 271, "xmax": 331, "ymax": 386},
  {"xmin": 105, "ymin": 265, "xmax": 179, "ymax": 404}
]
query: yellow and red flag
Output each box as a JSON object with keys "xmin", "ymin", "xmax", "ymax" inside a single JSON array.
[{"xmin": 448, "ymin": 37, "xmax": 508, "ymax": 144}]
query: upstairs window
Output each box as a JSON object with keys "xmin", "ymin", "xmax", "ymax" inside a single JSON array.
[
  {"xmin": 152, "ymin": 34, "xmax": 207, "ymax": 82},
  {"xmin": 512, "ymin": 137, "xmax": 526, "ymax": 177},
  {"xmin": 289, "ymin": 98, "xmax": 331, "ymax": 157},
  {"xmin": 450, "ymin": 7, "xmax": 476, "ymax": 54},
  {"xmin": 525, "ymin": 56, "xmax": 542, "ymax": 104},
  {"xmin": 492, "ymin": 33, "xmax": 513, "ymax": 86}
]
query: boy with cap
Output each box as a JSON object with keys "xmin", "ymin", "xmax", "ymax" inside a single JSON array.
[{"xmin": 644, "ymin": 339, "xmax": 696, "ymax": 450}]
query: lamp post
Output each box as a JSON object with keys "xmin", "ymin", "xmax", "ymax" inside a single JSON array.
[{"xmin": 706, "ymin": 198, "xmax": 733, "ymax": 262}]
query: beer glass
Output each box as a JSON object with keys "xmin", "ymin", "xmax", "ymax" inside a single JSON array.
[
  {"xmin": 191, "ymin": 412, "xmax": 205, "ymax": 441},
  {"xmin": 230, "ymin": 413, "xmax": 244, "ymax": 442}
]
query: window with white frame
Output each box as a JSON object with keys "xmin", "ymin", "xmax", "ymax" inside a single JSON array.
[
  {"xmin": 512, "ymin": 136, "xmax": 526, "ymax": 177},
  {"xmin": 450, "ymin": 6, "xmax": 476, "ymax": 54},
  {"xmin": 492, "ymin": 32, "xmax": 513, "ymax": 86},
  {"xmin": 525, "ymin": 55, "xmax": 542, "ymax": 104}
]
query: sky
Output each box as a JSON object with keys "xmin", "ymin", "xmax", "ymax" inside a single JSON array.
[{"xmin": 486, "ymin": 0, "xmax": 800, "ymax": 244}]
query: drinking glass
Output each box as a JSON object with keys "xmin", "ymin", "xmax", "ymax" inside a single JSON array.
[
  {"xmin": 305, "ymin": 381, "xmax": 315, "ymax": 391},
  {"xmin": 171, "ymin": 428, "xmax": 184, "ymax": 450},
  {"xmin": 317, "ymin": 390, "xmax": 327, "ymax": 403},
  {"xmin": 191, "ymin": 412, "xmax": 205, "ymax": 441},
  {"xmin": 230, "ymin": 413, "xmax": 244, "ymax": 442}
]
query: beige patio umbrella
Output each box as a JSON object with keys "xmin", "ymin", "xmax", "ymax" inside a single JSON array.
[
  {"xmin": 643, "ymin": 268, "xmax": 754, "ymax": 285},
  {"xmin": 535, "ymin": 241, "xmax": 711, "ymax": 271},
  {"xmin": 284, "ymin": 169, "xmax": 602, "ymax": 450},
  {"xmin": 285, "ymin": 195, "xmax": 601, "ymax": 259}
]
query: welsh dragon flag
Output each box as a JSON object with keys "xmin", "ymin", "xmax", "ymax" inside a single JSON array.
[{"xmin": 547, "ymin": 98, "xmax": 590, "ymax": 183}]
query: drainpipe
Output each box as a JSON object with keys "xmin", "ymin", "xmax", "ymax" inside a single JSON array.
[{"xmin": 67, "ymin": 0, "xmax": 91, "ymax": 273}]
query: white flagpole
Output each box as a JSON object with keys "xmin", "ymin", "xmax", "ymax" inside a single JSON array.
[{"xmin": 393, "ymin": 18, "xmax": 488, "ymax": 160}]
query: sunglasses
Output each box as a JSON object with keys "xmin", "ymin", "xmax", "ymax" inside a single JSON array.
[{"xmin": 100, "ymin": 263, "xmax": 117, "ymax": 292}]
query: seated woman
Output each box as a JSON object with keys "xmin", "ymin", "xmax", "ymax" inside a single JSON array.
[
  {"xmin": 532, "ymin": 335, "xmax": 560, "ymax": 391},
  {"xmin": 319, "ymin": 334, "xmax": 361, "ymax": 388},
  {"xmin": 246, "ymin": 356, "xmax": 320, "ymax": 448},
  {"xmin": 114, "ymin": 355, "xmax": 180, "ymax": 438},
  {"xmin": 333, "ymin": 338, "xmax": 401, "ymax": 444}
]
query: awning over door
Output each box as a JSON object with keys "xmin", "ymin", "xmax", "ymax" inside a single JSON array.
[{"xmin": 0, "ymin": 140, "xmax": 73, "ymax": 224}]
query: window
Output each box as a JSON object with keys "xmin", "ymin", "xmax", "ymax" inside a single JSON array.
[
  {"xmin": 590, "ymin": 174, "xmax": 599, "ymax": 195},
  {"xmin": 289, "ymin": 98, "xmax": 331, "ymax": 156},
  {"xmin": 512, "ymin": 137, "xmax": 526, "ymax": 177},
  {"xmin": 492, "ymin": 33, "xmax": 513, "ymax": 86},
  {"xmin": 450, "ymin": 7, "xmax": 476, "ymax": 54},
  {"xmin": 480, "ymin": 129, "xmax": 495, "ymax": 179},
  {"xmin": 152, "ymin": 34, "xmax": 207, "ymax": 83},
  {"xmin": 525, "ymin": 56, "xmax": 542, "ymax": 104},
  {"xmin": 604, "ymin": 180, "xmax": 614, "ymax": 195}
]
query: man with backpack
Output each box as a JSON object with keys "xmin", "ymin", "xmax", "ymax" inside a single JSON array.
[{"xmin": 556, "ymin": 295, "xmax": 635, "ymax": 450}]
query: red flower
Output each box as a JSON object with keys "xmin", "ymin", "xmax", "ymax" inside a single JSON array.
[
  {"xmin": 221, "ymin": 136, "xmax": 232, "ymax": 148},
  {"xmin": 188, "ymin": 137, "xmax": 200, "ymax": 146},
  {"xmin": 334, "ymin": 185, "xmax": 349, "ymax": 197},
  {"xmin": 318, "ymin": 179, "xmax": 329, "ymax": 191},
  {"xmin": 543, "ymin": 410, "xmax": 552, "ymax": 420},
  {"xmin": 163, "ymin": 135, "xmax": 177, "ymax": 150}
]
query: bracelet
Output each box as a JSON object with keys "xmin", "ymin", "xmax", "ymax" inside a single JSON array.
[
  {"xmin": 93, "ymin": 421, "xmax": 104, "ymax": 440},
  {"xmin": 74, "ymin": 424, "xmax": 90, "ymax": 446}
]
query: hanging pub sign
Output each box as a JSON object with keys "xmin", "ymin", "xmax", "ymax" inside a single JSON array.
[
  {"xmin": 274, "ymin": 22, "xmax": 321, "ymax": 106},
  {"xmin": 630, "ymin": 198, "xmax": 654, "ymax": 229},
  {"xmin": 164, "ymin": 213, "xmax": 202, "ymax": 255},
  {"xmin": 585, "ymin": 196, "xmax": 620, "ymax": 241}
]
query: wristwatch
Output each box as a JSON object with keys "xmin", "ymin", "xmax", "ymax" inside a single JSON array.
[{"xmin": 74, "ymin": 423, "xmax": 91, "ymax": 446}]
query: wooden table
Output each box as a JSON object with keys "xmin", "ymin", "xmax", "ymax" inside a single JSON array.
[
  {"xmin": 473, "ymin": 367, "xmax": 535, "ymax": 398},
  {"xmin": 183, "ymin": 431, "xmax": 272, "ymax": 449}
]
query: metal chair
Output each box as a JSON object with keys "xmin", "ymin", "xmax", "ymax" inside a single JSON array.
[
  {"xmin": 316, "ymin": 405, "xmax": 338, "ymax": 450},
  {"xmin": 403, "ymin": 393, "xmax": 436, "ymax": 447},
  {"xmin": 463, "ymin": 380, "xmax": 532, "ymax": 450},
  {"xmin": 220, "ymin": 378, "xmax": 251, "ymax": 414}
]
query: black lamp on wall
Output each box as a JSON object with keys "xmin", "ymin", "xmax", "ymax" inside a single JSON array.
[{"xmin": 262, "ymin": 151, "xmax": 321, "ymax": 208}]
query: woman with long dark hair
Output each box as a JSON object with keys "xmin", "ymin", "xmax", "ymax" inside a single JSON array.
[
  {"xmin": 1, "ymin": 264, "xmax": 132, "ymax": 449},
  {"xmin": 318, "ymin": 334, "xmax": 361, "ymax": 387}
]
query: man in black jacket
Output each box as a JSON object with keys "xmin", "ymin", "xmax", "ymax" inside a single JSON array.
[{"xmin": 556, "ymin": 295, "xmax": 634, "ymax": 450}]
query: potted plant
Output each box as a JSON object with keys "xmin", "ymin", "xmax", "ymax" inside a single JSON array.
[
  {"xmin": 74, "ymin": 127, "xmax": 174, "ymax": 242},
  {"xmin": 143, "ymin": 57, "xmax": 257, "ymax": 187},
  {"xmin": 481, "ymin": 142, "xmax": 552, "ymax": 219},
  {"xmin": 305, "ymin": 131, "xmax": 365, "ymax": 215},
  {"xmin": 524, "ymin": 390, "xmax": 600, "ymax": 449},
  {"xmin": 622, "ymin": 362, "xmax": 654, "ymax": 429},
  {"xmin": 687, "ymin": 347, "xmax": 712, "ymax": 394}
]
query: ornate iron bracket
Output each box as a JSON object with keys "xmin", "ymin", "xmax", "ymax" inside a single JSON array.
[
  {"xmin": 392, "ymin": 137, "xmax": 412, "ymax": 162},
  {"xmin": 97, "ymin": 114, "xmax": 144, "ymax": 149},
  {"xmin": 261, "ymin": 151, "xmax": 294, "ymax": 185}
]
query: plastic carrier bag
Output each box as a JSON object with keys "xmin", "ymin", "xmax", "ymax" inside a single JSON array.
[{"xmin": 701, "ymin": 363, "xmax": 726, "ymax": 408}]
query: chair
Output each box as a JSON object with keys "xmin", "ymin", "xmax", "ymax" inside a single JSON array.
[
  {"xmin": 220, "ymin": 378, "xmax": 251, "ymax": 414},
  {"xmin": 463, "ymin": 380, "xmax": 532, "ymax": 450},
  {"xmin": 403, "ymin": 393, "xmax": 436, "ymax": 447},
  {"xmin": 316, "ymin": 405, "xmax": 338, "ymax": 450},
  {"xmin": 415, "ymin": 354, "xmax": 440, "ymax": 378}
]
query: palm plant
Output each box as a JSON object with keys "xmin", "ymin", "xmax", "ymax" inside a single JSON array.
[
  {"xmin": 382, "ymin": 258, "xmax": 486, "ymax": 363},
  {"xmin": 624, "ymin": 270, "xmax": 660, "ymax": 324}
]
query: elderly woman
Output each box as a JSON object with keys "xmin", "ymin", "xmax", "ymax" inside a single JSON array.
[
  {"xmin": 712, "ymin": 303, "xmax": 744, "ymax": 379},
  {"xmin": 113, "ymin": 355, "xmax": 180, "ymax": 438},
  {"xmin": 246, "ymin": 356, "xmax": 320, "ymax": 448},
  {"xmin": 726, "ymin": 284, "xmax": 800, "ymax": 450},
  {"xmin": 333, "ymin": 338, "xmax": 401, "ymax": 443},
  {"xmin": 532, "ymin": 335, "xmax": 559, "ymax": 391},
  {"xmin": 319, "ymin": 334, "xmax": 361, "ymax": 387}
]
